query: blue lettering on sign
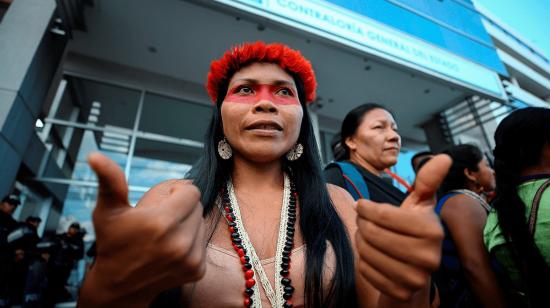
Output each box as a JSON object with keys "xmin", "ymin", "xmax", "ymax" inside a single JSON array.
[
  {"xmin": 277, "ymin": 0, "xmax": 365, "ymax": 36},
  {"xmin": 214, "ymin": 0, "xmax": 504, "ymax": 98}
]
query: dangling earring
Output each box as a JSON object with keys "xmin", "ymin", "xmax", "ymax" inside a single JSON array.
[
  {"xmin": 286, "ymin": 143, "xmax": 303, "ymax": 161},
  {"xmin": 218, "ymin": 138, "xmax": 232, "ymax": 160}
]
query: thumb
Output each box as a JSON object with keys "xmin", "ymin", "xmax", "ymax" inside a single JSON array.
[
  {"xmin": 88, "ymin": 152, "xmax": 130, "ymax": 210},
  {"xmin": 402, "ymin": 154, "xmax": 452, "ymax": 209}
]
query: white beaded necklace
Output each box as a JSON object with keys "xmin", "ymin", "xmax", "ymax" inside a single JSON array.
[
  {"xmin": 450, "ymin": 189, "xmax": 491, "ymax": 212},
  {"xmin": 223, "ymin": 174, "xmax": 292, "ymax": 308}
]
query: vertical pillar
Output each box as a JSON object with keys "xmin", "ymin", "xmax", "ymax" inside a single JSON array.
[{"xmin": 0, "ymin": 0, "xmax": 63, "ymax": 196}]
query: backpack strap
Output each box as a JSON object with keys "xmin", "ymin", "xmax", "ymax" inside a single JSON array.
[
  {"xmin": 528, "ymin": 179, "xmax": 550, "ymax": 235},
  {"xmin": 327, "ymin": 161, "xmax": 370, "ymax": 200}
]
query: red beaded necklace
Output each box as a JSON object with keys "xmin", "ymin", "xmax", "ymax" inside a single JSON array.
[{"xmin": 221, "ymin": 176, "xmax": 297, "ymax": 308}]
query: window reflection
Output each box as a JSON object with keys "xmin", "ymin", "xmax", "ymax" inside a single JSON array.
[{"xmin": 128, "ymin": 138, "xmax": 201, "ymax": 188}]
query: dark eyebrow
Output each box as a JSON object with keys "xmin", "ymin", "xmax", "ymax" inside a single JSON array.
[
  {"xmin": 230, "ymin": 78, "xmax": 296, "ymax": 87},
  {"xmin": 373, "ymin": 118, "xmax": 397, "ymax": 127},
  {"xmin": 272, "ymin": 80, "xmax": 296, "ymax": 87},
  {"xmin": 230, "ymin": 78, "xmax": 258, "ymax": 85}
]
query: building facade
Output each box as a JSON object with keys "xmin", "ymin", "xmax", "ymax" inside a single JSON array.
[{"xmin": 0, "ymin": 0, "xmax": 548, "ymax": 241}]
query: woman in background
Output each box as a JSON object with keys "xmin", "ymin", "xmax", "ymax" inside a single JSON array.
[
  {"xmin": 485, "ymin": 107, "xmax": 550, "ymax": 307},
  {"xmin": 324, "ymin": 103, "xmax": 406, "ymax": 205},
  {"xmin": 434, "ymin": 144, "xmax": 505, "ymax": 307}
]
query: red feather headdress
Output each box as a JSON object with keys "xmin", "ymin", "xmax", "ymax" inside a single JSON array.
[{"xmin": 206, "ymin": 41, "xmax": 317, "ymax": 104}]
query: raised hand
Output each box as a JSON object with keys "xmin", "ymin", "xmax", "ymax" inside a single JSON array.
[
  {"xmin": 79, "ymin": 153, "xmax": 206, "ymax": 307},
  {"xmin": 355, "ymin": 154, "xmax": 452, "ymax": 302}
]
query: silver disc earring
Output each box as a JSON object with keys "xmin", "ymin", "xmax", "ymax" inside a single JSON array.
[
  {"xmin": 286, "ymin": 143, "xmax": 304, "ymax": 161},
  {"xmin": 218, "ymin": 138, "xmax": 233, "ymax": 160}
]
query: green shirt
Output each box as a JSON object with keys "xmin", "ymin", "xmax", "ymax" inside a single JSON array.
[
  {"xmin": 484, "ymin": 178, "xmax": 550, "ymax": 263},
  {"xmin": 484, "ymin": 177, "xmax": 550, "ymax": 295}
]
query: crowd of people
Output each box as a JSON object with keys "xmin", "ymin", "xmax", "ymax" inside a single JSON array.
[
  {"xmin": 77, "ymin": 42, "xmax": 548, "ymax": 307},
  {"xmin": 2, "ymin": 41, "xmax": 548, "ymax": 307},
  {"xmin": 322, "ymin": 99, "xmax": 550, "ymax": 308},
  {"xmin": 0, "ymin": 197, "xmax": 85, "ymax": 308}
]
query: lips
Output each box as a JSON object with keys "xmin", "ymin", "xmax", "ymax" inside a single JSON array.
[
  {"xmin": 245, "ymin": 120, "xmax": 283, "ymax": 131},
  {"xmin": 384, "ymin": 145, "xmax": 400, "ymax": 151}
]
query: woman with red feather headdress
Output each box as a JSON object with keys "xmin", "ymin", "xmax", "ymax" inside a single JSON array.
[{"xmin": 78, "ymin": 42, "xmax": 450, "ymax": 308}]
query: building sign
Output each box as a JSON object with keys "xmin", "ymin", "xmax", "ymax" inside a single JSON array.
[{"xmin": 214, "ymin": 0, "xmax": 505, "ymax": 99}]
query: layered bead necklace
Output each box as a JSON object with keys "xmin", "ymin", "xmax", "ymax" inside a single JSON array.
[{"xmin": 220, "ymin": 173, "xmax": 297, "ymax": 308}]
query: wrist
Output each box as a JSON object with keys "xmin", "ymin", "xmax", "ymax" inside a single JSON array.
[
  {"xmin": 78, "ymin": 262, "xmax": 156, "ymax": 308},
  {"xmin": 377, "ymin": 282, "xmax": 431, "ymax": 308}
]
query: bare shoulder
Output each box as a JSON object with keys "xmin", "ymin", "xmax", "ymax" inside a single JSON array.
[
  {"xmin": 441, "ymin": 193, "xmax": 487, "ymax": 226},
  {"xmin": 326, "ymin": 184, "xmax": 357, "ymax": 231},
  {"xmin": 443, "ymin": 194, "xmax": 485, "ymax": 214},
  {"xmin": 326, "ymin": 184, "xmax": 354, "ymax": 207}
]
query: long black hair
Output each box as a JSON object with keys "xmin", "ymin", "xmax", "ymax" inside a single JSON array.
[
  {"xmin": 189, "ymin": 74, "xmax": 356, "ymax": 307},
  {"xmin": 333, "ymin": 103, "xmax": 393, "ymax": 161},
  {"xmin": 492, "ymin": 107, "xmax": 550, "ymax": 306},
  {"xmin": 440, "ymin": 144, "xmax": 483, "ymax": 194}
]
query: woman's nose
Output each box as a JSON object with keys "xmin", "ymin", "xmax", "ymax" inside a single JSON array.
[
  {"xmin": 253, "ymin": 99, "xmax": 278, "ymax": 113},
  {"xmin": 388, "ymin": 130, "xmax": 400, "ymax": 143}
]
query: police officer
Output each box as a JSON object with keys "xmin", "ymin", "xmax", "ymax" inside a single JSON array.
[
  {"xmin": 24, "ymin": 216, "xmax": 42, "ymax": 249},
  {"xmin": 0, "ymin": 194, "xmax": 21, "ymax": 307},
  {"xmin": 0, "ymin": 194, "xmax": 20, "ymax": 243},
  {"xmin": 47, "ymin": 222, "xmax": 84, "ymax": 304}
]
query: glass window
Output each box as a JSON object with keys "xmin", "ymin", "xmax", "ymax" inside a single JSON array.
[
  {"xmin": 442, "ymin": 98, "xmax": 516, "ymax": 157},
  {"xmin": 139, "ymin": 93, "xmax": 212, "ymax": 140},
  {"xmin": 62, "ymin": 77, "xmax": 142, "ymax": 129},
  {"xmin": 59, "ymin": 185, "xmax": 97, "ymax": 238},
  {"xmin": 38, "ymin": 76, "xmax": 143, "ymax": 179},
  {"xmin": 320, "ymin": 130, "xmax": 337, "ymax": 164},
  {"xmin": 128, "ymin": 138, "xmax": 202, "ymax": 188},
  {"xmin": 45, "ymin": 125, "xmax": 129, "ymax": 181}
]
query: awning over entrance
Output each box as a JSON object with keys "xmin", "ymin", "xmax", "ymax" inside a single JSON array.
[{"xmin": 66, "ymin": 0, "xmax": 505, "ymax": 144}]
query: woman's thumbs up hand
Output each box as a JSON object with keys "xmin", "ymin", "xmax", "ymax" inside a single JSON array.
[
  {"xmin": 79, "ymin": 152, "xmax": 207, "ymax": 307},
  {"xmin": 355, "ymin": 155, "xmax": 451, "ymax": 302}
]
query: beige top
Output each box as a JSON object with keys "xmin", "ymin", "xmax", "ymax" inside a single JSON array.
[{"xmin": 181, "ymin": 243, "xmax": 336, "ymax": 307}]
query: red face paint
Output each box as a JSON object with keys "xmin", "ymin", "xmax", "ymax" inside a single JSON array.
[{"xmin": 225, "ymin": 83, "xmax": 299, "ymax": 105}]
